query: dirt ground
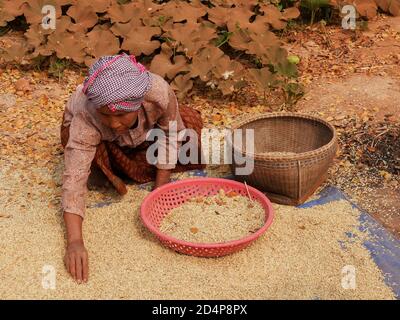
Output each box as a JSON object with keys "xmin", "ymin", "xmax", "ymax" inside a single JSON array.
[{"xmin": 287, "ymin": 16, "xmax": 400, "ymax": 238}]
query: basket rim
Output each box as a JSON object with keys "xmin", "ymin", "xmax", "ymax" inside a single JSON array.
[
  {"xmin": 140, "ymin": 177, "xmax": 274, "ymax": 250},
  {"xmin": 229, "ymin": 112, "xmax": 338, "ymax": 161}
]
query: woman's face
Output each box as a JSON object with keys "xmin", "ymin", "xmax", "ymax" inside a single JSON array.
[{"xmin": 96, "ymin": 105, "xmax": 139, "ymax": 134}]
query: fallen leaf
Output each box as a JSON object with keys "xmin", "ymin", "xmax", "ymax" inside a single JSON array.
[
  {"xmin": 334, "ymin": 115, "xmax": 346, "ymax": 121},
  {"xmin": 194, "ymin": 196, "xmax": 204, "ymax": 203},
  {"xmin": 212, "ymin": 114, "xmax": 223, "ymax": 123},
  {"xmin": 15, "ymin": 78, "xmax": 32, "ymax": 92},
  {"xmin": 190, "ymin": 227, "xmax": 199, "ymax": 234},
  {"xmin": 226, "ymin": 191, "xmax": 238, "ymax": 197},
  {"xmin": 85, "ymin": 25, "xmax": 120, "ymax": 59},
  {"xmin": 379, "ymin": 170, "xmax": 392, "ymax": 180},
  {"xmin": 67, "ymin": 3, "xmax": 98, "ymax": 32}
]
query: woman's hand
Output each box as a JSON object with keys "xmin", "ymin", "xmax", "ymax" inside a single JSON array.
[
  {"xmin": 63, "ymin": 212, "xmax": 88, "ymax": 283},
  {"xmin": 64, "ymin": 239, "xmax": 89, "ymax": 284},
  {"xmin": 153, "ymin": 169, "xmax": 171, "ymax": 190}
]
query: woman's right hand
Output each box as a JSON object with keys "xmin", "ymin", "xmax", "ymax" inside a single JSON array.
[
  {"xmin": 63, "ymin": 211, "xmax": 88, "ymax": 283},
  {"xmin": 64, "ymin": 239, "xmax": 89, "ymax": 283}
]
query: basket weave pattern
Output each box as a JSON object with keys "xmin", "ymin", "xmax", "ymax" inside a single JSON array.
[
  {"xmin": 140, "ymin": 178, "xmax": 274, "ymax": 257},
  {"xmin": 230, "ymin": 113, "xmax": 338, "ymax": 205}
]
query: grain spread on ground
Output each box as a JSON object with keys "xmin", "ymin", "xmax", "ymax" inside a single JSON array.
[
  {"xmin": 159, "ymin": 189, "xmax": 265, "ymax": 243},
  {"xmin": 0, "ymin": 156, "xmax": 397, "ymax": 299}
]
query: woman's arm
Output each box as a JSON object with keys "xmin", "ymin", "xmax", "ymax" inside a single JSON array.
[
  {"xmin": 148, "ymin": 75, "xmax": 185, "ymax": 175},
  {"xmin": 61, "ymin": 102, "xmax": 101, "ymax": 283},
  {"xmin": 63, "ymin": 212, "xmax": 88, "ymax": 283}
]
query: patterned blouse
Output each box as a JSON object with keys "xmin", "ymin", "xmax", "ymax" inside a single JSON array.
[{"xmin": 61, "ymin": 72, "xmax": 185, "ymax": 218}]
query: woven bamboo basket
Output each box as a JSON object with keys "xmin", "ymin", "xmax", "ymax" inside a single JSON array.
[{"xmin": 229, "ymin": 112, "xmax": 338, "ymax": 205}]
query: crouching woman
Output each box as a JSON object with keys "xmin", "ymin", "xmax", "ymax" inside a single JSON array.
[{"xmin": 60, "ymin": 53, "xmax": 203, "ymax": 283}]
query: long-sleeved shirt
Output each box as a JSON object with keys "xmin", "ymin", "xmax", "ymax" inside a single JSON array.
[{"xmin": 61, "ymin": 72, "xmax": 185, "ymax": 218}]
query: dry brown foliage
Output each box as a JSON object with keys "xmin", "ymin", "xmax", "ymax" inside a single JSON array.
[{"xmin": 0, "ymin": 0, "xmax": 305, "ymax": 97}]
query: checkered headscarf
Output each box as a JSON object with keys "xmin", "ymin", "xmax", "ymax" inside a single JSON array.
[{"xmin": 82, "ymin": 53, "xmax": 152, "ymax": 112}]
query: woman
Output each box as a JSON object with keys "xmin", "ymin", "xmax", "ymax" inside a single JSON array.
[{"xmin": 60, "ymin": 53, "xmax": 204, "ymax": 283}]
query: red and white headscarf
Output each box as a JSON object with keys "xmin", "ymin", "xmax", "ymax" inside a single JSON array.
[{"xmin": 82, "ymin": 53, "xmax": 152, "ymax": 112}]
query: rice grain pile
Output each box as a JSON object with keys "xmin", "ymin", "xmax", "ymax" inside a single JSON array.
[
  {"xmin": 160, "ymin": 189, "xmax": 265, "ymax": 243},
  {"xmin": 0, "ymin": 160, "xmax": 397, "ymax": 300}
]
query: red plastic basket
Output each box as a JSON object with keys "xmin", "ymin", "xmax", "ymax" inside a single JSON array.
[{"xmin": 140, "ymin": 178, "xmax": 274, "ymax": 257}]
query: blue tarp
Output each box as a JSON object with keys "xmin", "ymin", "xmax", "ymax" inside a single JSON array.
[{"xmin": 299, "ymin": 185, "xmax": 400, "ymax": 299}]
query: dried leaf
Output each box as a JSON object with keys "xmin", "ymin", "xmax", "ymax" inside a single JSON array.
[
  {"xmin": 150, "ymin": 43, "xmax": 189, "ymax": 79},
  {"xmin": 258, "ymin": 4, "xmax": 287, "ymax": 30},
  {"xmin": 190, "ymin": 46, "xmax": 224, "ymax": 81},
  {"xmin": 89, "ymin": 0, "xmax": 112, "ymax": 13},
  {"xmin": 106, "ymin": 1, "xmax": 136, "ymax": 23},
  {"xmin": 379, "ymin": 170, "xmax": 392, "ymax": 180},
  {"xmin": 194, "ymin": 196, "xmax": 204, "ymax": 203},
  {"xmin": 264, "ymin": 45, "xmax": 290, "ymax": 66},
  {"xmin": 0, "ymin": 41, "xmax": 29, "ymax": 62},
  {"xmin": 15, "ymin": 78, "xmax": 32, "ymax": 92},
  {"xmin": 21, "ymin": 0, "xmax": 62, "ymax": 25},
  {"xmin": 282, "ymin": 7, "xmax": 301, "ymax": 20},
  {"xmin": 0, "ymin": 0, "xmax": 25, "ymax": 27},
  {"xmin": 226, "ymin": 7, "xmax": 255, "ymax": 33},
  {"xmin": 160, "ymin": 0, "xmax": 207, "ymax": 23},
  {"xmin": 229, "ymin": 28, "xmax": 253, "ymax": 51},
  {"xmin": 24, "ymin": 23, "xmax": 50, "ymax": 54},
  {"xmin": 245, "ymin": 16, "xmax": 271, "ymax": 35},
  {"xmin": 190, "ymin": 227, "xmax": 199, "ymax": 234},
  {"xmin": 167, "ymin": 22, "xmax": 217, "ymax": 58},
  {"xmin": 110, "ymin": 20, "xmax": 144, "ymax": 37},
  {"xmin": 212, "ymin": 55, "xmax": 244, "ymax": 81},
  {"xmin": 226, "ymin": 191, "xmax": 238, "ymax": 197},
  {"xmin": 389, "ymin": 1, "xmax": 400, "ymax": 16},
  {"xmin": 248, "ymin": 67, "xmax": 275, "ymax": 92},
  {"xmin": 170, "ymin": 73, "xmax": 193, "ymax": 100},
  {"xmin": 207, "ymin": 6, "xmax": 229, "ymax": 27},
  {"xmin": 121, "ymin": 26, "xmax": 161, "ymax": 56},
  {"xmin": 56, "ymin": 15, "xmax": 74, "ymax": 33},
  {"xmin": 47, "ymin": 30, "xmax": 87, "ymax": 63},
  {"xmin": 212, "ymin": 114, "xmax": 223, "ymax": 123},
  {"xmin": 85, "ymin": 25, "xmax": 120, "ymax": 59},
  {"xmin": 67, "ymin": 2, "xmax": 98, "ymax": 32},
  {"xmin": 375, "ymin": 0, "xmax": 390, "ymax": 11},
  {"xmin": 375, "ymin": 0, "xmax": 400, "ymax": 16},
  {"xmin": 354, "ymin": 0, "xmax": 378, "ymax": 19},
  {"xmin": 218, "ymin": 79, "xmax": 236, "ymax": 95}
]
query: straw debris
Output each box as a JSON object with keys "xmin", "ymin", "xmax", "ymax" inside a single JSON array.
[{"xmin": 160, "ymin": 189, "xmax": 265, "ymax": 243}]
